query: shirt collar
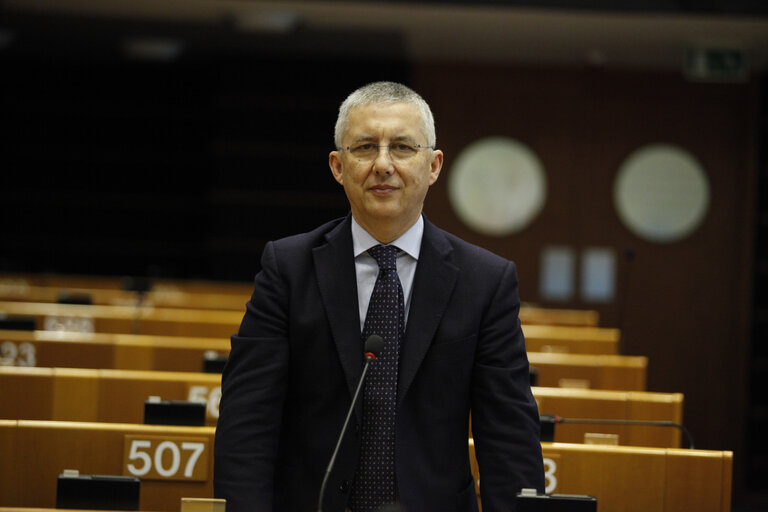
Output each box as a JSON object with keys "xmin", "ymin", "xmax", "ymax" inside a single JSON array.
[{"xmin": 351, "ymin": 215, "xmax": 423, "ymax": 260}]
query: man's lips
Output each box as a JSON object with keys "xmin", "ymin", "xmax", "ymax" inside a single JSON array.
[{"xmin": 369, "ymin": 184, "xmax": 398, "ymax": 194}]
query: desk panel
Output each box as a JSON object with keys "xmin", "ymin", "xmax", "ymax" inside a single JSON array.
[{"xmin": 1, "ymin": 420, "xmax": 215, "ymax": 512}]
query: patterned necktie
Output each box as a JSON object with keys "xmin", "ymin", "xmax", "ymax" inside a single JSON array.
[{"xmin": 349, "ymin": 244, "xmax": 403, "ymax": 512}]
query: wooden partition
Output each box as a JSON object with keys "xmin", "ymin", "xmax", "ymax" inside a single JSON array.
[
  {"xmin": 523, "ymin": 325, "xmax": 619, "ymax": 354},
  {"xmin": 469, "ymin": 440, "xmax": 732, "ymax": 512},
  {"xmin": 528, "ymin": 352, "xmax": 647, "ymax": 390},
  {"xmin": 0, "ymin": 420, "xmax": 215, "ymax": 512}
]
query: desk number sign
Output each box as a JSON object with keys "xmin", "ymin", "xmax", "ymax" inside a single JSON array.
[
  {"xmin": 123, "ymin": 435, "xmax": 209, "ymax": 481},
  {"xmin": 542, "ymin": 454, "xmax": 559, "ymax": 494}
]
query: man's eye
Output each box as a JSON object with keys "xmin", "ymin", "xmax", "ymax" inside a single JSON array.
[
  {"xmin": 354, "ymin": 143, "xmax": 376, "ymax": 151},
  {"xmin": 395, "ymin": 144, "xmax": 415, "ymax": 151}
]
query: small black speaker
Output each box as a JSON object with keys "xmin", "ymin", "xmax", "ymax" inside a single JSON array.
[
  {"xmin": 516, "ymin": 489, "xmax": 597, "ymax": 511},
  {"xmin": 144, "ymin": 398, "xmax": 206, "ymax": 426},
  {"xmin": 57, "ymin": 292, "xmax": 93, "ymax": 305},
  {"xmin": 56, "ymin": 471, "xmax": 140, "ymax": 510},
  {"xmin": 203, "ymin": 351, "xmax": 228, "ymax": 373}
]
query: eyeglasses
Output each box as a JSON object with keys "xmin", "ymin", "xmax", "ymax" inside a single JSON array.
[{"xmin": 340, "ymin": 142, "xmax": 434, "ymax": 162}]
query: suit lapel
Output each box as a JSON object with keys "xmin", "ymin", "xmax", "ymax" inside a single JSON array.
[
  {"xmin": 397, "ymin": 219, "xmax": 458, "ymax": 410},
  {"xmin": 312, "ymin": 215, "xmax": 365, "ymax": 418}
]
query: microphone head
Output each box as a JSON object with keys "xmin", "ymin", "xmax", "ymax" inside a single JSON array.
[{"xmin": 364, "ymin": 334, "xmax": 384, "ymax": 359}]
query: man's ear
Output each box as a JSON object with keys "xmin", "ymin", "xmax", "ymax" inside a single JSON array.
[
  {"xmin": 428, "ymin": 149, "xmax": 444, "ymax": 186},
  {"xmin": 329, "ymin": 151, "xmax": 344, "ymax": 185}
]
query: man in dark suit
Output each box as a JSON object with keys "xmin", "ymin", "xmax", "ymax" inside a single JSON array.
[{"xmin": 214, "ymin": 82, "xmax": 544, "ymax": 512}]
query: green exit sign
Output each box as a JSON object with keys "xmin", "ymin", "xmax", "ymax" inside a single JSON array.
[{"xmin": 684, "ymin": 48, "xmax": 748, "ymax": 82}]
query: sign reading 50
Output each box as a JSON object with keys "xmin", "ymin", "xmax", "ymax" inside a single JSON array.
[{"xmin": 123, "ymin": 435, "xmax": 209, "ymax": 481}]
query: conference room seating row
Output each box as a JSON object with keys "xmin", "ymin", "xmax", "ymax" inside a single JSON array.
[
  {"xmin": 0, "ymin": 365, "xmax": 679, "ymax": 446},
  {"xmin": 0, "ymin": 301, "xmax": 244, "ymax": 338},
  {"xmin": 0, "ymin": 275, "xmax": 600, "ymax": 327},
  {"xmin": 0, "ymin": 274, "xmax": 255, "ymax": 297},
  {"xmin": 0, "ymin": 329, "xmax": 646, "ymax": 390},
  {"xmin": 0, "ymin": 419, "xmax": 731, "ymax": 512}
]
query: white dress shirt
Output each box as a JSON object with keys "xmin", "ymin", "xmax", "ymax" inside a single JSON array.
[{"xmin": 351, "ymin": 215, "xmax": 423, "ymax": 332}]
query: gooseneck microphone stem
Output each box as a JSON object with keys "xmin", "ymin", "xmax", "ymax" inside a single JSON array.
[
  {"xmin": 317, "ymin": 335, "xmax": 383, "ymax": 512},
  {"xmin": 556, "ymin": 416, "xmax": 695, "ymax": 449}
]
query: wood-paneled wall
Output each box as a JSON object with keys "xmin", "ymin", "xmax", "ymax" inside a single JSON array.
[{"xmin": 413, "ymin": 63, "xmax": 758, "ymax": 496}]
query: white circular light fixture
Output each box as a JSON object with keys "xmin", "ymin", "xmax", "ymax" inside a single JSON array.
[
  {"xmin": 447, "ymin": 137, "xmax": 547, "ymax": 236},
  {"xmin": 613, "ymin": 143, "xmax": 710, "ymax": 243}
]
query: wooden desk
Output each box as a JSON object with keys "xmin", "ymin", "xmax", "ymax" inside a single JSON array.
[
  {"xmin": 0, "ymin": 420, "xmax": 215, "ymax": 512},
  {"xmin": 0, "ymin": 301, "xmax": 243, "ymax": 338},
  {"xmin": 519, "ymin": 306, "xmax": 599, "ymax": 327},
  {"xmin": 0, "ymin": 274, "xmax": 254, "ymax": 297},
  {"xmin": 1, "ymin": 331, "xmax": 639, "ymax": 391},
  {"xmin": 0, "ymin": 367, "xmax": 222, "ymax": 426},
  {"xmin": 2, "ymin": 366, "xmax": 678, "ymax": 447},
  {"xmin": 0, "ymin": 330, "xmax": 229, "ymax": 372},
  {"xmin": 524, "ymin": 325, "xmax": 619, "ymax": 355},
  {"xmin": 0, "ymin": 508, "xmax": 164, "ymax": 512},
  {"xmin": 0, "ymin": 283, "xmax": 249, "ymax": 312},
  {"xmin": 528, "ymin": 352, "xmax": 648, "ymax": 390},
  {"xmin": 2, "ymin": 275, "xmax": 599, "ymax": 327},
  {"xmin": 469, "ymin": 441, "xmax": 732, "ymax": 512},
  {"xmin": 532, "ymin": 387, "xmax": 684, "ymax": 447}
]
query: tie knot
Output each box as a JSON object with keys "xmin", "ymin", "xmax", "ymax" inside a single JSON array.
[{"xmin": 368, "ymin": 244, "xmax": 399, "ymax": 271}]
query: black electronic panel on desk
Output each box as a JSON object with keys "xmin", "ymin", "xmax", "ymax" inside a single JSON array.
[
  {"xmin": 203, "ymin": 351, "xmax": 228, "ymax": 373},
  {"xmin": 0, "ymin": 315, "xmax": 36, "ymax": 330},
  {"xmin": 144, "ymin": 398, "xmax": 206, "ymax": 426},
  {"xmin": 56, "ymin": 472, "xmax": 140, "ymax": 511},
  {"xmin": 517, "ymin": 489, "xmax": 597, "ymax": 511}
]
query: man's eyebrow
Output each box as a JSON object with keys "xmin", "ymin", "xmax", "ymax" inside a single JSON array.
[
  {"xmin": 350, "ymin": 135, "xmax": 418, "ymax": 144},
  {"xmin": 351, "ymin": 136, "xmax": 377, "ymax": 144}
]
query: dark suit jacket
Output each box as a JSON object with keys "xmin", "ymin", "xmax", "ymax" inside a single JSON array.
[{"xmin": 214, "ymin": 214, "xmax": 544, "ymax": 512}]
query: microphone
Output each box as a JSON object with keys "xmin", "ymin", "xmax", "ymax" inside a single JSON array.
[
  {"xmin": 317, "ymin": 334, "xmax": 384, "ymax": 512},
  {"xmin": 540, "ymin": 414, "xmax": 695, "ymax": 449}
]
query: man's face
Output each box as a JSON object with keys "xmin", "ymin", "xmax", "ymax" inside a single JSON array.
[{"xmin": 329, "ymin": 102, "xmax": 443, "ymax": 238}]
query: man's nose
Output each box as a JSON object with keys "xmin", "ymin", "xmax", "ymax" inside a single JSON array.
[{"xmin": 373, "ymin": 146, "xmax": 395, "ymax": 175}]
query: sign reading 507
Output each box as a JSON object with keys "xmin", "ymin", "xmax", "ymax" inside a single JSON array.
[{"xmin": 123, "ymin": 435, "xmax": 209, "ymax": 481}]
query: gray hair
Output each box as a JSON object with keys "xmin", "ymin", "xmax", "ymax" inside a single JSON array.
[{"xmin": 333, "ymin": 81, "xmax": 436, "ymax": 149}]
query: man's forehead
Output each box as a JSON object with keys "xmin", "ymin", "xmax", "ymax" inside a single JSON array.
[{"xmin": 345, "ymin": 102, "xmax": 424, "ymax": 137}]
